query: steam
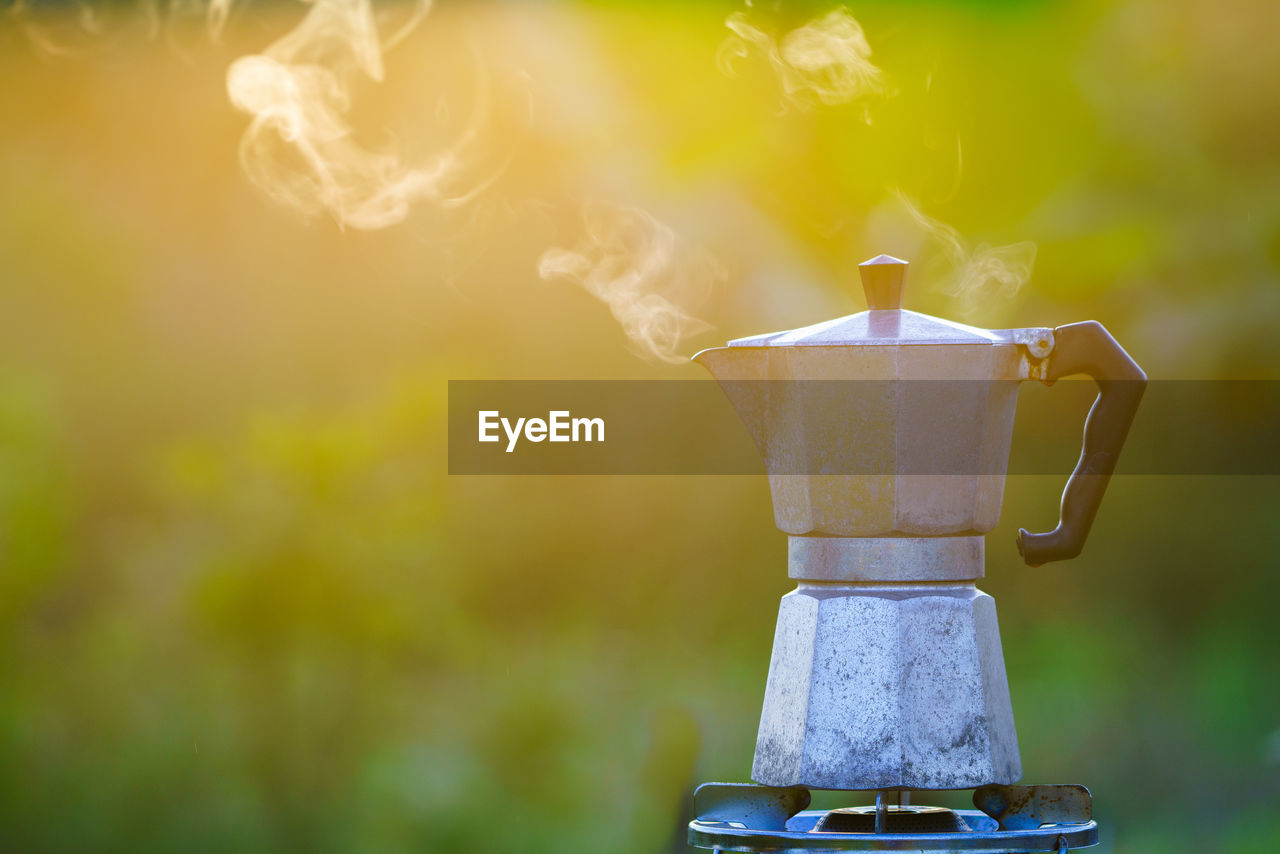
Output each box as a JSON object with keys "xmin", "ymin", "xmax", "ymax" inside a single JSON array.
[
  {"xmin": 896, "ymin": 193, "xmax": 1037, "ymax": 309},
  {"xmin": 538, "ymin": 204, "xmax": 720, "ymax": 363},
  {"xmin": 159, "ymin": 0, "xmax": 236, "ymax": 40},
  {"xmin": 7, "ymin": 0, "xmax": 98, "ymax": 56},
  {"xmin": 206, "ymin": 0, "xmax": 232, "ymax": 40},
  {"xmin": 10, "ymin": 0, "xmax": 234, "ymax": 55},
  {"xmin": 718, "ymin": 7, "xmax": 888, "ymax": 115},
  {"xmin": 225, "ymin": 0, "xmax": 498, "ymax": 230}
]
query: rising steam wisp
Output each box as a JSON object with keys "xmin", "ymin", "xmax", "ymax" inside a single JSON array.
[
  {"xmin": 225, "ymin": 0, "xmax": 500, "ymax": 230},
  {"xmin": 896, "ymin": 192, "xmax": 1037, "ymax": 310},
  {"xmin": 718, "ymin": 6, "xmax": 889, "ymax": 116},
  {"xmin": 539, "ymin": 203, "xmax": 720, "ymax": 364}
]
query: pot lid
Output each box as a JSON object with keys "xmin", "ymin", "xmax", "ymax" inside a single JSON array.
[{"xmin": 728, "ymin": 255, "xmax": 1007, "ymax": 347}]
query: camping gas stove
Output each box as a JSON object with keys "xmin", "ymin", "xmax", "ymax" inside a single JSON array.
[{"xmin": 688, "ymin": 782, "xmax": 1097, "ymax": 853}]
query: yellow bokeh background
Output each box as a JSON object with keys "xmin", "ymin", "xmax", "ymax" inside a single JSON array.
[{"xmin": 1, "ymin": 1, "xmax": 1278, "ymax": 851}]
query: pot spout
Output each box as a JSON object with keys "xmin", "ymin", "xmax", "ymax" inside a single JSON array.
[{"xmin": 693, "ymin": 346, "xmax": 771, "ymax": 454}]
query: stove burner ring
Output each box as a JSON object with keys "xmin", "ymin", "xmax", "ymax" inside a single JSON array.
[
  {"xmin": 690, "ymin": 809, "xmax": 1096, "ymax": 853},
  {"xmin": 813, "ymin": 805, "xmax": 971, "ymax": 834}
]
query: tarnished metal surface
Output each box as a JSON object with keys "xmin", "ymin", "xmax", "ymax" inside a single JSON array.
[
  {"xmin": 973, "ymin": 784, "xmax": 1092, "ymax": 831},
  {"xmin": 789, "ymin": 536, "xmax": 984, "ymax": 582},
  {"xmin": 693, "ymin": 782, "xmax": 810, "ymax": 831},
  {"xmin": 689, "ymin": 809, "xmax": 1098, "ymax": 853},
  {"xmin": 694, "ymin": 350, "xmax": 1024, "ymax": 537},
  {"xmin": 752, "ymin": 582, "xmax": 1020, "ymax": 790},
  {"xmin": 693, "ymin": 256, "xmax": 1069, "ymax": 538}
]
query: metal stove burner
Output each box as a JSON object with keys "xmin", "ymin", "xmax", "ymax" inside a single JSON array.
[
  {"xmin": 814, "ymin": 805, "xmax": 970, "ymax": 834},
  {"xmin": 688, "ymin": 783, "xmax": 1099, "ymax": 853}
]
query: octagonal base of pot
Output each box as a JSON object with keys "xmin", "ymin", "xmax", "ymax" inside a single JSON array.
[{"xmin": 751, "ymin": 582, "xmax": 1021, "ymax": 790}]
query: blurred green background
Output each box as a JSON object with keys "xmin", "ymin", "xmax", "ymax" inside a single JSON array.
[{"xmin": 1, "ymin": 0, "xmax": 1278, "ymax": 851}]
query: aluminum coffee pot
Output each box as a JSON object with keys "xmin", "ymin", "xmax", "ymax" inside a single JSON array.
[{"xmin": 694, "ymin": 255, "xmax": 1145, "ymax": 791}]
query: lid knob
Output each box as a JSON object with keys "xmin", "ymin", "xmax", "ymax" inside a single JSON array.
[{"xmin": 858, "ymin": 254, "xmax": 907, "ymax": 310}]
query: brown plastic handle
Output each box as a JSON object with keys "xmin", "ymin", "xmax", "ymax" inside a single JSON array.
[{"xmin": 1016, "ymin": 321, "xmax": 1146, "ymax": 566}]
